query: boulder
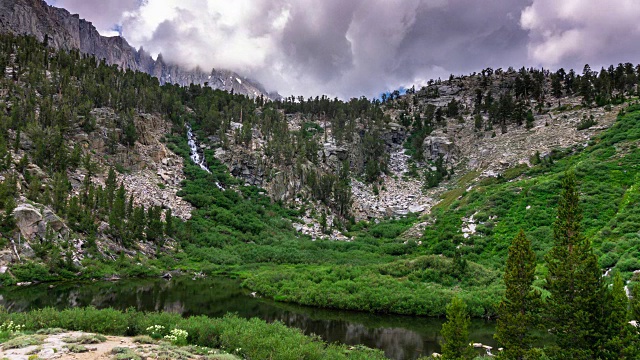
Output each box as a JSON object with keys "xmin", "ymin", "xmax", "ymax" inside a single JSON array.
[
  {"xmin": 25, "ymin": 164, "xmax": 47, "ymax": 181},
  {"xmin": 42, "ymin": 209, "xmax": 65, "ymax": 232},
  {"xmin": 13, "ymin": 203, "xmax": 43, "ymax": 239},
  {"xmin": 423, "ymin": 134, "xmax": 459, "ymax": 164},
  {"xmin": 408, "ymin": 204, "xmax": 426, "ymax": 213}
]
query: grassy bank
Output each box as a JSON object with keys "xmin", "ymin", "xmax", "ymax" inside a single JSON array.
[{"xmin": 0, "ymin": 307, "xmax": 386, "ymax": 360}]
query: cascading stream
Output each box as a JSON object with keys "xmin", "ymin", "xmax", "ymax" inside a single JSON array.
[
  {"xmin": 186, "ymin": 124, "xmax": 224, "ymax": 190},
  {"xmin": 187, "ymin": 124, "xmax": 210, "ymax": 173}
]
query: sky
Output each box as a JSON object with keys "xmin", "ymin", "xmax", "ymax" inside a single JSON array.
[{"xmin": 46, "ymin": 0, "xmax": 640, "ymax": 99}]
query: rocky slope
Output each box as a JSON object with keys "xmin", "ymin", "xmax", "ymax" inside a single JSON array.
[
  {"xmin": 203, "ymin": 82, "xmax": 619, "ymax": 240},
  {"xmin": 1, "ymin": 108, "xmax": 190, "ymax": 268},
  {"xmin": 0, "ymin": 0, "xmax": 276, "ymax": 99}
]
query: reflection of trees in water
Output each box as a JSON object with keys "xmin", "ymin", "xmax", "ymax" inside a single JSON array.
[
  {"xmin": 0, "ymin": 277, "xmax": 498, "ymax": 360},
  {"xmin": 259, "ymin": 311, "xmax": 428, "ymax": 359}
]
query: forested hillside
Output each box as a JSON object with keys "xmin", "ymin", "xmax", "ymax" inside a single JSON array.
[{"xmin": 0, "ymin": 33, "xmax": 639, "ymax": 327}]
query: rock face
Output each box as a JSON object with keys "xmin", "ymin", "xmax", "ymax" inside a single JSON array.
[
  {"xmin": 423, "ymin": 132, "xmax": 459, "ymax": 164},
  {"xmin": 80, "ymin": 108, "xmax": 194, "ymax": 220},
  {"xmin": 0, "ymin": 0, "xmax": 277, "ymax": 99},
  {"xmin": 12, "ymin": 203, "xmax": 43, "ymax": 239},
  {"xmin": 13, "ymin": 203, "xmax": 68, "ymax": 240}
]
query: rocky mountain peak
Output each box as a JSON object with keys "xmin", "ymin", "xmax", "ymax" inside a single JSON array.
[{"xmin": 0, "ymin": 0, "xmax": 278, "ymax": 99}]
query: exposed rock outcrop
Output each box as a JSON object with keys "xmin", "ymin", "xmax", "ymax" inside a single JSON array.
[
  {"xmin": 423, "ymin": 131, "xmax": 459, "ymax": 164},
  {"xmin": 12, "ymin": 203, "xmax": 43, "ymax": 239}
]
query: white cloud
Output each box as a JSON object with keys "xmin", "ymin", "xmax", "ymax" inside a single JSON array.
[
  {"xmin": 59, "ymin": 0, "xmax": 640, "ymax": 98},
  {"xmin": 521, "ymin": 0, "xmax": 640, "ymax": 69}
]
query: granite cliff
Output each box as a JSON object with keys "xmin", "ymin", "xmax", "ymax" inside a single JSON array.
[{"xmin": 0, "ymin": 0, "xmax": 276, "ymax": 98}]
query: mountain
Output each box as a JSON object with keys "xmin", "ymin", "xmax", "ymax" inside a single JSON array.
[
  {"xmin": 0, "ymin": 0, "xmax": 277, "ymax": 98},
  {"xmin": 1, "ymin": 18, "xmax": 640, "ymax": 323}
]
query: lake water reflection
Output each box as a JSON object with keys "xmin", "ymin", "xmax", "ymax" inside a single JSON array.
[{"xmin": 0, "ymin": 276, "xmax": 497, "ymax": 359}]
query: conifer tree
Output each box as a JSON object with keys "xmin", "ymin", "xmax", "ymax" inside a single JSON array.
[
  {"xmin": 26, "ymin": 176, "xmax": 41, "ymax": 202},
  {"xmin": 131, "ymin": 205, "xmax": 145, "ymax": 241},
  {"xmin": 109, "ymin": 184, "xmax": 127, "ymax": 245},
  {"xmin": 146, "ymin": 206, "xmax": 163, "ymax": 244},
  {"xmin": 105, "ymin": 167, "xmax": 117, "ymax": 209},
  {"xmin": 495, "ymin": 229, "xmax": 537, "ymax": 359},
  {"xmin": 599, "ymin": 272, "xmax": 640, "ymax": 358},
  {"xmin": 440, "ymin": 296, "xmax": 475, "ymax": 360},
  {"xmin": 164, "ymin": 208, "xmax": 173, "ymax": 237},
  {"xmin": 0, "ymin": 196, "xmax": 16, "ymax": 236},
  {"xmin": 544, "ymin": 172, "xmax": 603, "ymax": 358},
  {"xmin": 52, "ymin": 172, "xmax": 70, "ymax": 214}
]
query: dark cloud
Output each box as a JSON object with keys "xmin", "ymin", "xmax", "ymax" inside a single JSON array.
[
  {"xmin": 279, "ymin": 0, "xmax": 359, "ymax": 83},
  {"xmin": 46, "ymin": 0, "xmax": 640, "ymax": 98}
]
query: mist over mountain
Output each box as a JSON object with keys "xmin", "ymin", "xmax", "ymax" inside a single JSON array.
[
  {"xmin": 0, "ymin": 0, "xmax": 277, "ymax": 98},
  {"xmin": 46, "ymin": 0, "xmax": 640, "ymax": 99}
]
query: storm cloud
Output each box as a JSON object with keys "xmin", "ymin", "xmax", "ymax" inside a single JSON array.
[
  {"xmin": 521, "ymin": 0, "xmax": 640, "ymax": 71},
  {"xmin": 46, "ymin": 0, "xmax": 640, "ymax": 98}
]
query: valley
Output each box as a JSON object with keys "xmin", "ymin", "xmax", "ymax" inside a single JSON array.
[{"xmin": 0, "ymin": 0, "xmax": 639, "ymax": 358}]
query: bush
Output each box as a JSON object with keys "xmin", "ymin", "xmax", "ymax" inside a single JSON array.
[{"xmin": 0, "ymin": 307, "xmax": 386, "ymax": 360}]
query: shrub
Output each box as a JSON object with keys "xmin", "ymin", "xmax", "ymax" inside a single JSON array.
[
  {"xmin": 164, "ymin": 328, "xmax": 188, "ymax": 346},
  {"xmin": 0, "ymin": 307, "xmax": 386, "ymax": 360},
  {"xmin": 0, "ymin": 320, "xmax": 25, "ymax": 341}
]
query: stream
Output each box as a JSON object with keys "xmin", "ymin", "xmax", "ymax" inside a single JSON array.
[
  {"xmin": 0, "ymin": 277, "xmax": 497, "ymax": 359},
  {"xmin": 186, "ymin": 124, "xmax": 224, "ymax": 190}
]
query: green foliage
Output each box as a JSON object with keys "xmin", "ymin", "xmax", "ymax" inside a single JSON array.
[
  {"xmin": 420, "ymin": 105, "xmax": 640, "ymax": 295},
  {"xmin": 64, "ymin": 344, "xmax": 89, "ymax": 353},
  {"xmin": 62, "ymin": 333, "xmax": 107, "ymax": 344},
  {"xmin": 544, "ymin": 172, "xmax": 603, "ymax": 358},
  {"xmin": 577, "ymin": 115, "xmax": 597, "ymax": 130},
  {"xmin": 0, "ymin": 307, "xmax": 386, "ymax": 360},
  {"xmin": 2, "ymin": 335, "xmax": 45, "ymax": 349},
  {"xmin": 440, "ymin": 297, "xmax": 475, "ymax": 360},
  {"xmin": 495, "ymin": 230, "xmax": 538, "ymax": 360}
]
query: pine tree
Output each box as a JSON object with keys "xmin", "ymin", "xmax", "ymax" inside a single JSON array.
[
  {"xmin": 0, "ymin": 196, "xmax": 16, "ymax": 236},
  {"xmin": 599, "ymin": 272, "xmax": 640, "ymax": 358},
  {"xmin": 146, "ymin": 206, "xmax": 163, "ymax": 244},
  {"xmin": 109, "ymin": 184, "xmax": 127, "ymax": 245},
  {"xmin": 26, "ymin": 176, "xmax": 41, "ymax": 202},
  {"xmin": 105, "ymin": 167, "xmax": 117, "ymax": 209},
  {"xmin": 130, "ymin": 205, "xmax": 145, "ymax": 241},
  {"xmin": 544, "ymin": 172, "xmax": 603, "ymax": 358},
  {"xmin": 631, "ymin": 284, "xmax": 640, "ymax": 321},
  {"xmin": 164, "ymin": 208, "xmax": 173, "ymax": 237},
  {"xmin": 440, "ymin": 296, "xmax": 475, "ymax": 360},
  {"xmin": 52, "ymin": 172, "xmax": 70, "ymax": 214},
  {"xmin": 495, "ymin": 229, "xmax": 538, "ymax": 359}
]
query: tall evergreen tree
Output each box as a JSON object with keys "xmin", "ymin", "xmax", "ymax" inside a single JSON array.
[
  {"xmin": 440, "ymin": 296, "xmax": 475, "ymax": 360},
  {"xmin": 105, "ymin": 167, "xmax": 117, "ymax": 209},
  {"xmin": 109, "ymin": 184, "xmax": 127, "ymax": 245},
  {"xmin": 544, "ymin": 172, "xmax": 603, "ymax": 359},
  {"xmin": 598, "ymin": 272, "xmax": 640, "ymax": 359},
  {"xmin": 164, "ymin": 208, "xmax": 173, "ymax": 237},
  {"xmin": 495, "ymin": 229, "xmax": 538, "ymax": 359}
]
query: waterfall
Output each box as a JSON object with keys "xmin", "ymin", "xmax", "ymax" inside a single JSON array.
[
  {"xmin": 187, "ymin": 124, "xmax": 210, "ymax": 173},
  {"xmin": 186, "ymin": 124, "xmax": 224, "ymax": 190}
]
